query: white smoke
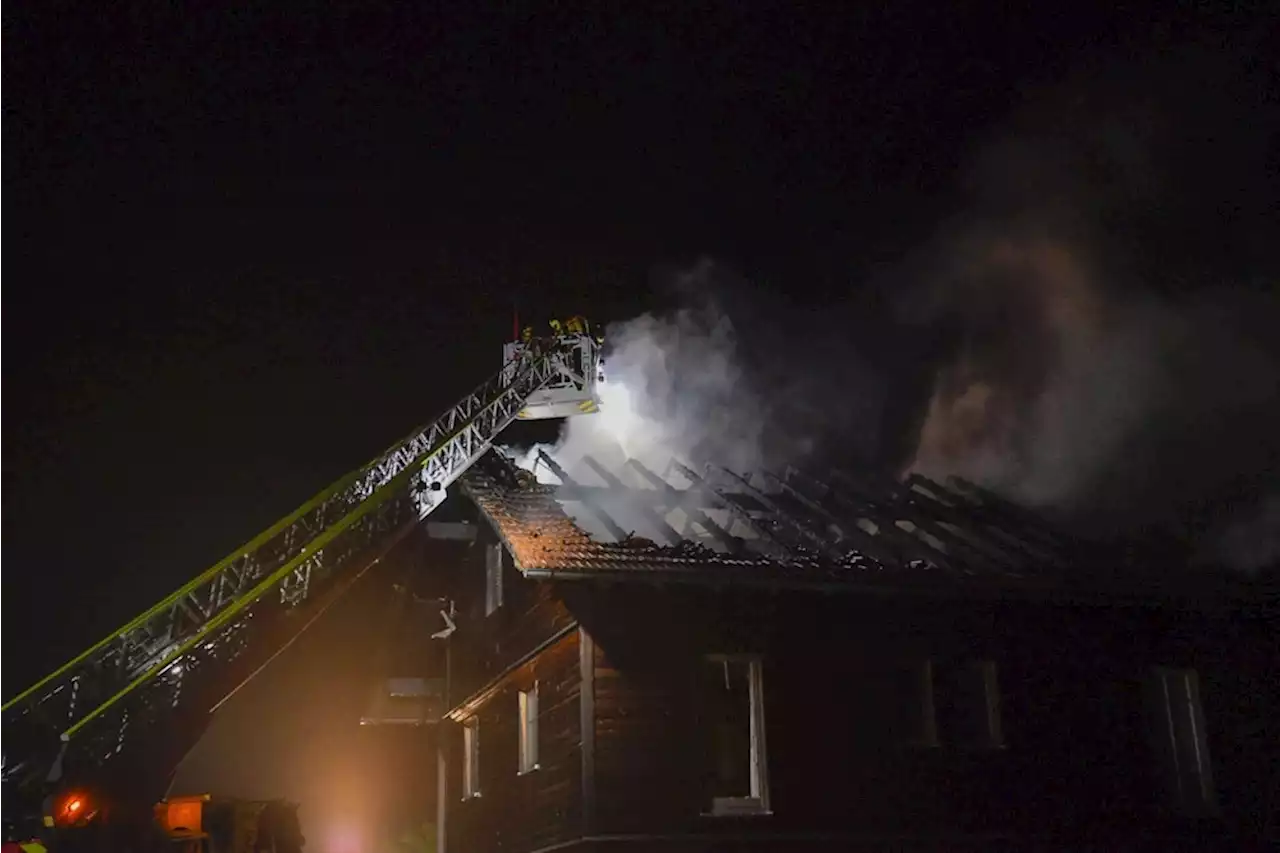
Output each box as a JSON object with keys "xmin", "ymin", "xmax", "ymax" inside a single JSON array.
[
  {"xmin": 500, "ymin": 263, "xmax": 884, "ymax": 539},
  {"xmin": 543, "ymin": 309, "xmax": 761, "ymax": 474},
  {"xmin": 501, "ymin": 296, "xmax": 760, "ymax": 541},
  {"xmin": 900, "ymin": 57, "xmax": 1280, "ymax": 573},
  {"xmin": 501, "ymin": 57, "xmax": 1280, "ymax": 574},
  {"xmin": 907, "ymin": 233, "xmax": 1178, "ymax": 509},
  {"xmin": 506, "ymin": 297, "xmax": 771, "ymax": 491}
]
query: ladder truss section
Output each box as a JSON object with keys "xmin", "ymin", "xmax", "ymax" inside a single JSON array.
[{"xmin": 2, "ymin": 336, "xmax": 589, "ymax": 777}]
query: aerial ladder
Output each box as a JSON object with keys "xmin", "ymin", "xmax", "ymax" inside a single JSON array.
[{"xmin": 1, "ymin": 328, "xmax": 603, "ymax": 845}]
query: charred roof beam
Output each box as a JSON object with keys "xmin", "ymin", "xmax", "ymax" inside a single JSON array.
[
  {"xmin": 580, "ymin": 455, "xmax": 684, "ymax": 546},
  {"xmin": 902, "ymin": 476, "xmax": 1050, "ymax": 574},
  {"xmin": 851, "ymin": 471, "xmax": 1022, "ymax": 576},
  {"xmin": 921, "ymin": 476, "xmax": 1073, "ymax": 570},
  {"xmin": 948, "ymin": 477, "xmax": 1075, "ymax": 554},
  {"xmin": 773, "ymin": 469, "xmax": 900, "ymax": 568},
  {"xmin": 526, "ymin": 482, "xmax": 769, "ymax": 513},
  {"xmin": 536, "ymin": 450, "xmax": 631, "ymax": 543},
  {"xmin": 624, "ymin": 458, "xmax": 742, "ymax": 554},
  {"xmin": 768, "ymin": 469, "xmax": 848, "ymax": 542},
  {"xmin": 713, "ymin": 467, "xmax": 845, "ymax": 562},
  {"xmin": 823, "ymin": 471, "xmax": 960, "ymax": 573},
  {"xmin": 668, "ymin": 461, "xmax": 794, "ymax": 563},
  {"xmin": 791, "ymin": 473, "xmax": 913, "ymax": 566}
]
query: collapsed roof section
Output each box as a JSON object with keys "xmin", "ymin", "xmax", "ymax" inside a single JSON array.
[{"xmin": 460, "ymin": 449, "xmax": 1089, "ymax": 593}]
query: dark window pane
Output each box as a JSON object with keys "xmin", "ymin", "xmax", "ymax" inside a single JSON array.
[
  {"xmin": 936, "ymin": 661, "xmax": 995, "ymax": 747},
  {"xmin": 701, "ymin": 659, "xmax": 752, "ymax": 799},
  {"xmin": 868, "ymin": 661, "xmax": 931, "ymax": 745}
]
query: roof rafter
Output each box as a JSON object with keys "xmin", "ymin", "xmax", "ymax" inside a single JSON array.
[
  {"xmin": 711, "ymin": 466, "xmax": 844, "ymax": 563},
  {"xmin": 669, "ymin": 460, "xmax": 792, "ymax": 562},
  {"xmin": 461, "ymin": 449, "xmax": 1094, "ymax": 591},
  {"xmin": 624, "ymin": 458, "xmax": 741, "ymax": 553},
  {"xmin": 580, "ymin": 456, "xmax": 684, "ymax": 546},
  {"xmin": 535, "ymin": 450, "xmax": 631, "ymax": 543}
]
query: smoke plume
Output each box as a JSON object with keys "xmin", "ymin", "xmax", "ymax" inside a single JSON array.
[
  {"xmin": 506, "ymin": 260, "xmax": 884, "ymax": 488},
  {"xmin": 899, "ymin": 54, "xmax": 1280, "ymax": 571},
  {"xmin": 508, "ymin": 53, "xmax": 1280, "ymax": 574}
]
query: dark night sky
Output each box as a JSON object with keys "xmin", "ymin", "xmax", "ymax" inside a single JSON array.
[{"xmin": 3, "ymin": 1, "xmax": 1276, "ymax": 825}]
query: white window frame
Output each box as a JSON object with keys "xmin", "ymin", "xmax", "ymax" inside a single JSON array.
[
  {"xmin": 915, "ymin": 658, "xmax": 1004, "ymax": 749},
  {"xmin": 882, "ymin": 658, "xmax": 939, "ymax": 747},
  {"xmin": 976, "ymin": 660, "xmax": 1005, "ymax": 749},
  {"xmin": 704, "ymin": 654, "xmax": 771, "ymax": 817},
  {"xmin": 1149, "ymin": 666, "xmax": 1217, "ymax": 815},
  {"xmin": 462, "ymin": 717, "xmax": 481, "ymax": 799},
  {"xmin": 518, "ymin": 683, "xmax": 540, "ymax": 775},
  {"xmin": 484, "ymin": 544, "xmax": 505, "ymax": 616}
]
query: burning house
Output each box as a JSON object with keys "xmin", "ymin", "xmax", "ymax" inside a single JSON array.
[{"xmin": 392, "ymin": 448, "xmax": 1276, "ymax": 853}]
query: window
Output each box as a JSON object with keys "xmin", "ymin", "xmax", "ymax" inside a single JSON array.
[
  {"xmin": 876, "ymin": 658, "xmax": 1002, "ymax": 749},
  {"xmin": 934, "ymin": 659, "xmax": 1004, "ymax": 749},
  {"xmin": 484, "ymin": 544, "xmax": 505, "ymax": 615},
  {"xmin": 876, "ymin": 659, "xmax": 939, "ymax": 747},
  {"xmin": 518, "ymin": 684, "xmax": 540, "ymax": 774},
  {"xmin": 701, "ymin": 655, "xmax": 770, "ymax": 816},
  {"xmin": 462, "ymin": 717, "xmax": 481, "ymax": 799},
  {"xmin": 1146, "ymin": 667, "xmax": 1216, "ymax": 815}
]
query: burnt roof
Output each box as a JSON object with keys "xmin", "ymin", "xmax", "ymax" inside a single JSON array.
[{"xmin": 459, "ymin": 448, "xmax": 1112, "ymax": 597}]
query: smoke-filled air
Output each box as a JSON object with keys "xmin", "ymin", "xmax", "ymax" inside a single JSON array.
[
  {"xmin": 508, "ymin": 269, "xmax": 883, "ymax": 486},
  {"xmin": 505, "ymin": 53, "xmax": 1280, "ymax": 574}
]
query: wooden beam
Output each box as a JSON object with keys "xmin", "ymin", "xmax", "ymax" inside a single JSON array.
[
  {"xmin": 900, "ymin": 477, "xmax": 1038, "ymax": 573},
  {"xmin": 768, "ymin": 469, "xmax": 902, "ymax": 567},
  {"xmin": 669, "ymin": 460, "xmax": 792, "ymax": 561},
  {"xmin": 625, "ymin": 458, "xmax": 741, "ymax": 553},
  {"xmin": 829, "ymin": 470, "xmax": 960, "ymax": 573},
  {"xmin": 537, "ymin": 450, "xmax": 631, "ymax": 542},
  {"xmin": 542, "ymin": 482, "xmax": 769, "ymax": 513},
  {"xmin": 581, "ymin": 455, "xmax": 684, "ymax": 545},
  {"xmin": 717, "ymin": 466, "xmax": 844, "ymax": 561},
  {"xmin": 579, "ymin": 626, "xmax": 596, "ymax": 835}
]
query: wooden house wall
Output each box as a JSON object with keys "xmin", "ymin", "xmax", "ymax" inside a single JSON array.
[
  {"xmin": 438, "ymin": 516, "xmax": 593, "ymax": 853},
  {"xmin": 574, "ymin": 584, "xmax": 1275, "ymax": 849},
  {"xmin": 449, "ymin": 629, "xmax": 584, "ymax": 853},
  {"xmin": 441, "ymin": 517, "xmax": 578, "ymax": 707},
  {"xmin": 424, "ymin": 497, "xmax": 1275, "ymax": 852}
]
